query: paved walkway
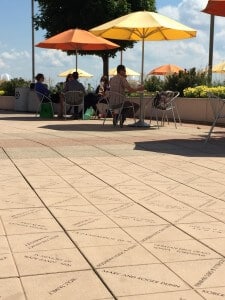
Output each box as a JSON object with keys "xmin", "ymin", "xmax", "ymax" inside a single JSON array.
[{"xmin": 0, "ymin": 112, "xmax": 225, "ymax": 300}]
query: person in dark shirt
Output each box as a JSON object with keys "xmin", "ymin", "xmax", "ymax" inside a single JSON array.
[{"xmin": 34, "ymin": 73, "xmax": 64, "ymax": 117}]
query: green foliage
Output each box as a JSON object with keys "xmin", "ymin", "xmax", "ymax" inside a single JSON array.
[
  {"xmin": 184, "ymin": 85, "xmax": 225, "ymax": 98},
  {"xmin": 0, "ymin": 90, "xmax": 5, "ymax": 96},
  {"xmin": 0, "ymin": 78, "xmax": 31, "ymax": 96},
  {"xmin": 144, "ymin": 75, "xmax": 164, "ymax": 92},
  {"xmin": 163, "ymin": 68, "xmax": 208, "ymax": 96},
  {"xmin": 34, "ymin": 0, "xmax": 156, "ymax": 59}
]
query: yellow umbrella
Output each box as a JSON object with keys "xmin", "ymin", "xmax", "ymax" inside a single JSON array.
[
  {"xmin": 212, "ymin": 61, "xmax": 225, "ymax": 73},
  {"xmin": 58, "ymin": 68, "xmax": 93, "ymax": 78},
  {"xmin": 109, "ymin": 67, "xmax": 140, "ymax": 76},
  {"xmin": 90, "ymin": 11, "xmax": 197, "ymax": 127}
]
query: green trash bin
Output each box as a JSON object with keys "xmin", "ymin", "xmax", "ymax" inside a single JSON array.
[{"xmin": 40, "ymin": 102, "xmax": 54, "ymax": 118}]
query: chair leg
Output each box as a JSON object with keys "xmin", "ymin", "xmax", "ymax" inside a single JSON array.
[{"xmin": 205, "ymin": 114, "xmax": 219, "ymax": 144}]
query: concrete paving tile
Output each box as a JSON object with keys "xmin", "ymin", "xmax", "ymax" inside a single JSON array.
[
  {"xmin": 0, "ymin": 189, "xmax": 44, "ymax": 209},
  {"xmin": 200, "ymin": 199, "xmax": 225, "ymax": 210},
  {"xmin": 198, "ymin": 287, "xmax": 225, "ymax": 299},
  {"xmin": 0, "ymin": 236, "xmax": 10, "ymax": 253},
  {"xmin": 124, "ymin": 225, "xmax": 192, "ymax": 243},
  {"xmin": 140, "ymin": 196, "xmax": 191, "ymax": 212},
  {"xmin": 178, "ymin": 222, "xmax": 225, "ymax": 239},
  {"xmin": 13, "ymin": 159, "xmax": 57, "ymax": 176},
  {"xmin": 49, "ymin": 205, "xmax": 101, "ymax": 218},
  {"xmin": 3, "ymin": 218, "xmax": 63, "ymax": 235},
  {"xmin": 0, "ymin": 278, "xmax": 26, "ymax": 300},
  {"xmin": 201, "ymin": 237, "xmax": 225, "ymax": 256},
  {"xmin": 20, "ymin": 270, "xmax": 113, "ymax": 300},
  {"xmin": 81, "ymin": 244, "xmax": 160, "ymax": 268},
  {"xmin": 157, "ymin": 210, "xmax": 218, "ymax": 224},
  {"xmin": 68, "ymin": 228, "xmax": 136, "ymax": 247},
  {"xmin": 0, "ymin": 253, "xmax": 19, "ymax": 278},
  {"xmin": 7, "ymin": 232, "xmax": 74, "ymax": 252},
  {"xmin": 77, "ymin": 186, "xmax": 131, "ymax": 205},
  {"xmin": 25, "ymin": 175, "xmax": 71, "ymax": 189},
  {"xmin": 0, "ymin": 208, "xmax": 53, "ymax": 222},
  {"xmin": 64, "ymin": 174, "xmax": 108, "ymax": 188},
  {"xmin": 0, "ymin": 220, "xmax": 5, "ymax": 235},
  {"xmin": 202, "ymin": 208, "xmax": 225, "ymax": 222},
  {"xmin": 98, "ymin": 264, "xmax": 189, "ymax": 297},
  {"xmin": 117, "ymin": 290, "xmax": 204, "ymax": 299},
  {"xmin": 166, "ymin": 259, "xmax": 225, "ymax": 289},
  {"xmin": 167, "ymin": 185, "xmax": 216, "ymax": 208},
  {"xmin": 35, "ymin": 187, "xmax": 90, "ymax": 206},
  {"xmin": 5, "ymin": 147, "xmax": 60, "ymax": 159},
  {"xmin": 14, "ymin": 248, "xmax": 91, "ymax": 276},
  {"xmin": 188, "ymin": 177, "xmax": 225, "ymax": 198},
  {"xmin": 96, "ymin": 203, "xmax": 168, "ymax": 227},
  {"xmin": 143, "ymin": 239, "xmax": 221, "ymax": 263},
  {"xmin": 58, "ymin": 215, "xmax": 118, "ymax": 230}
]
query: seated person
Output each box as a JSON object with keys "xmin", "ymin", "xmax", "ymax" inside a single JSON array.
[
  {"xmin": 34, "ymin": 73, "xmax": 64, "ymax": 118},
  {"xmin": 109, "ymin": 64, "xmax": 144, "ymax": 124},
  {"xmin": 62, "ymin": 71, "xmax": 86, "ymax": 119},
  {"xmin": 95, "ymin": 75, "xmax": 110, "ymax": 117}
]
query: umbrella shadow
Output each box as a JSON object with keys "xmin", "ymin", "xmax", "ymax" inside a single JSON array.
[
  {"xmin": 134, "ymin": 135, "xmax": 225, "ymax": 157},
  {"xmin": 39, "ymin": 123, "xmax": 155, "ymax": 132}
]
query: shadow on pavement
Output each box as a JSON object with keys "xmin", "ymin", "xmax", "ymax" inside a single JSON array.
[{"xmin": 134, "ymin": 137, "xmax": 225, "ymax": 157}]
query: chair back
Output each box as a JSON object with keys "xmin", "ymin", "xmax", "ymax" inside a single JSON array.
[
  {"xmin": 64, "ymin": 91, "xmax": 84, "ymax": 106},
  {"xmin": 207, "ymin": 93, "xmax": 225, "ymax": 119},
  {"xmin": 105, "ymin": 90, "xmax": 125, "ymax": 109}
]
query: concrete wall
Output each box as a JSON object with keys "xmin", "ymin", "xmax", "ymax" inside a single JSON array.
[{"xmin": 0, "ymin": 95, "xmax": 224, "ymax": 126}]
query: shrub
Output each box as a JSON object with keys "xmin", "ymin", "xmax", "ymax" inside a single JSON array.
[
  {"xmin": 183, "ymin": 85, "xmax": 225, "ymax": 98},
  {"xmin": 0, "ymin": 78, "xmax": 31, "ymax": 96},
  {"xmin": 144, "ymin": 75, "xmax": 164, "ymax": 92}
]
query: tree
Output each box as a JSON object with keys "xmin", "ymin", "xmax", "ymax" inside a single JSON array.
[{"xmin": 34, "ymin": 0, "xmax": 156, "ymax": 75}]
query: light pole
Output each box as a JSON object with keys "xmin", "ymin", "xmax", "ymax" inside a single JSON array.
[
  {"xmin": 208, "ymin": 15, "xmax": 214, "ymax": 85},
  {"xmin": 31, "ymin": 0, "xmax": 35, "ymax": 81}
]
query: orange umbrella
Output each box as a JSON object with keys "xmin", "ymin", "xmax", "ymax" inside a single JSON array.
[
  {"xmin": 36, "ymin": 28, "xmax": 120, "ymax": 68},
  {"xmin": 148, "ymin": 64, "xmax": 184, "ymax": 75},
  {"xmin": 202, "ymin": 0, "xmax": 225, "ymax": 16}
]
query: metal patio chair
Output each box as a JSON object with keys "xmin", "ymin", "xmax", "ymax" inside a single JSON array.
[
  {"xmin": 205, "ymin": 93, "xmax": 225, "ymax": 143},
  {"xmin": 63, "ymin": 91, "xmax": 84, "ymax": 120}
]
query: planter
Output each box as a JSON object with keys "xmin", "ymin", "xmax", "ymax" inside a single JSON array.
[
  {"xmin": 0, "ymin": 96, "xmax": 15, "ymax": 110},
  {"xmin": 128, "ymin": 96, "xmax": 221, "ymax": 125}
]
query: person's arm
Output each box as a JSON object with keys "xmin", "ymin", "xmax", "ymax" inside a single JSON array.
[{"xmin": 123, "ymin": 77, "xmax": 144, "ymax": 93}]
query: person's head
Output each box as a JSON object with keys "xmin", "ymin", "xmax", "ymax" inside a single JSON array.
[
  {"xmin": 66, "ymin": 73, "xmax": 73, "ymax": 82},
  {"xmin": 100, "ymin": 75, "xmax": 108, "ymax": 83},
  {"xmin": 117, "ymin": 65, "xmax": 126, "ymax": 77},
  {"xmin": 35, "ymin": 73, "xmax": 44, "ymax": 82},
  {"xmin": 72, "ymin": 71, "xmax": 79, "ymax": 80}
]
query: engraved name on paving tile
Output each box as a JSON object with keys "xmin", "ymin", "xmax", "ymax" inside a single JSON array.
[
  {"xmin": 48, "ymin": 277, "xmax": 77, "ymax": 296},
  {"xmin": 106, "ymin": 203, "xmax": 134, "ymax": 213},
  {"xmin": 101, "ymin": 269, "xmax": 181, "ymax": 288},
  {"xmin": 113, "ymin": 215, "xmax": 157, "ymax": 225},
  {"xmin": 9, "ymin": 221, "xmax": 47, "ymax": 230},
  {"xmin": 75, "ymin": 231, "xmax": 133, "ymax": 244},
  {"xmin": 141, "ymin": 224, "xmax": 171, "ymax": 242},
  {"xmin": 201, "ymin": 288, "xmax": 225, "ymax": 298},
  {"xmin": 189, "ymin": 224, "xmax": 225, "ymax": 235},
  {"xmin": 97, "ymin": 244, "xmax": 138, "ymax": 267},
  {"xmin": 194, "ymin": 259, "xmax": 225, "ymax": 287},
  {"xmin": 24, "ymin": 253, "xmax": 72, "ymax": 267},
  {"xmin": 73, "ymin": 217, "xmax": 100, "ymax": 228},
  {"xmin": 153, "ymin": 243, "xmax": 211, "ymax": 257},
  {"xmin": 9, "ymin": 209, "xmax": 43, "ymax": 219},
  {"xmin": 25, "ymin": 234, "xmax": 60, "ymax": 249}
]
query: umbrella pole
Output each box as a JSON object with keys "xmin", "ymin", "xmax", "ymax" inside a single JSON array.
[
  {"xmin": 76, "ymin": 50, "xmax": 78, "ymax": 71},
  {"xmin": 129, "ymin": 38, "xmax": 150, "ymax": 127}
]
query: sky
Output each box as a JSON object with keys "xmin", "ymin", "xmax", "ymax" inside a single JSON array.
[{"xmin": 1, "ymin": 0, "xmax": 225, "ymax": 88}]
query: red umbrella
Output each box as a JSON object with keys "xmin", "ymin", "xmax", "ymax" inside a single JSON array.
[{"xmin": 202, "ymin": 0, "xmax": 225, "ymax": 16}]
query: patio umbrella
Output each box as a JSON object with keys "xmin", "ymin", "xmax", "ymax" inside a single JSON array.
[
  {"xmin": 90, "ymin": 11, "xmax": 196, "ymax": 127},
  {"xmin": 109, "ymin": 67, "xmax": 140, "ymax": 76},
  {"xmin": 58, "ymin": 68, "xmax": 93, "ymax": 78},
  {"xmin": 202, "ymin": 1, "xmax": 225, "ymax": 83},
  {"xmin": 148, "ymin": 64, "xmax": 184, "ymax": 75},
  {"xmin": 202, "ymin": 0, "xmax": 225, "ymax": 16},
  {"xmin": 35, "ymin": 28, "xmax": 120, "ymax": 69}
]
